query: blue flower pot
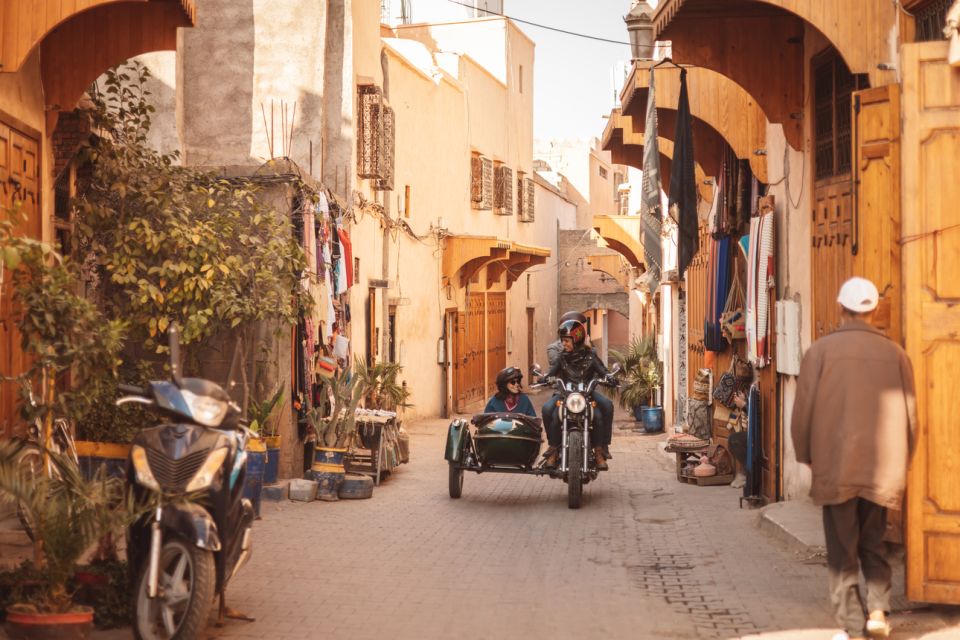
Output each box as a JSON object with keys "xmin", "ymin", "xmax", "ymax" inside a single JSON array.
[
  {"xmin": 633, "ymin": 405, "xmax": 649, "ymax": 422},
  {"xmin": 243, "ymin": 449, "xmax": 266, "ymax": 518},
  {"xmin": 641, "ymin": 406, "xmax": 664, "ymax": 433}
]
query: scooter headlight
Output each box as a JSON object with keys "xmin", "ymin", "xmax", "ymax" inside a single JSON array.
[
  {"xmin": 181, "ymin": 389, "xmax": 228, "ymax": 427},
  {"xmin": 565, "ymin": 393, "xmax": 587, "ymax": 414},
  {"xmin": 131, "ymin": 445, "xmax": 160, "ymax": 491},
  {"xmin": 185, "ymin": 447, "xmax": 229, "ymax": 492}
]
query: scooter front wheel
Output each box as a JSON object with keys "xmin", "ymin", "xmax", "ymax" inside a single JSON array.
[{"xmin": 133, "ymin": 537, "xmax": 216, "ymax": 640}]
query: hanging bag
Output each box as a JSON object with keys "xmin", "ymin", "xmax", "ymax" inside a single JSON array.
[
  {"xmin": 720, "ymin": 269, "xmax": 746, "ymax": 341},
  {"xmin": 712, "ymin": 357, "xmax": 738, "ymax": 408}
]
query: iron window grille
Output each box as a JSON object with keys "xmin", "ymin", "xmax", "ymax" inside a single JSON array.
[
  {"xmin": 471, "ymin": 154, "xmax": 493, "ymax": 210},
  {"xmin": 494, "ymin": 164, "xmax": 513, "ymax": 215}
]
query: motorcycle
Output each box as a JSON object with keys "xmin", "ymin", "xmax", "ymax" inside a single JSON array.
[
  {"xmin": 118, "ymin": 325, "xmax": 255, "ymax": 639},
  {"xmin": 444, "ymin": 364, "xmax": 619, "ymax": 509}
]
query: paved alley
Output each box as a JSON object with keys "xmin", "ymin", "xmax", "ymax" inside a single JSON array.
[{"xmin": 205, "ymin": 410, "xmax": 959, "ymax": 640}]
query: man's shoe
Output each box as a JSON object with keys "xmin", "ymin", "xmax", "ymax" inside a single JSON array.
[
  {"xmin": 866, "ymin": 611, "xmax": 891, "ymax": 638},
  {"xmin": 593, "ymin": 447, "xmax": 608, "ymax": 470},
  {"xmin": 542, "ymin": 446, "xmax": 559, "ymax": 469},
  {"xmin": 602, "ymin": 445, "xmax": 612, "ymax": 459}
]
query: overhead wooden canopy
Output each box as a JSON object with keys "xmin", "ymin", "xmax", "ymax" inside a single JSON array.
[
  {"xmin": 35, "ymin": 2, "xmax": 194, "ymax": 111},
  {"xmin": 1, "ymin": 1, "xmax": 194, "ymax": 74},
  {"xmin": 593, "ymin": 215, "xmax": 644, "ymax": 269},
  {"xmin": 651, "ymin": 0, "xmax": 899, "ymax": 149},
  {"xmin": 443, "ymin": 236, "xmax": 549, "ymax": 289},
  {"xmin": 486, "ymin": 242, "xmax": 550, "ymax": 289},
  {"xmin": 602, "ymin": 110, "xmax": 714, "ymax": 203},
  {"xmin": 587, "ymin": 253, "xmax": 632, "ymax": 291},
  {"xmin": 621, "ymin": 64, "xmax": 768, "ymax": 182}
]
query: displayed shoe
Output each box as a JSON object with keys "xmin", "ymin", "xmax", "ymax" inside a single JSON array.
[
  {"xmin": 593, "ymin": 447, "xmax": 608, "ymax": 471},
  {"xmin": 866, "ymin": 610, "xmax": 891, "ymax": 638}
]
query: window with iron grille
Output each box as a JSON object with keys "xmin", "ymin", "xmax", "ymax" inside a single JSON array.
[
  {"xmin": 520, "ymin": 177, "xmax": 535, "ymax": 222},
  {"xmin": 471, "ymin": 154, "xmax": 493, "ymax": 210},
  {"xmin": 494, "ymin": 164, "xmax": 513, "ymax": 215},
  {"xmin": 914, "ymin": 0, "xmax": 951, "ymax": 42},
  {"xmin": 358, "ymin": 85, "xmax": 385, "ymax": 180},
  {"xmin": 813, "ymin": 49, "xmax": 868, "ymax": 181},
  {"xmin": 373, "ymin": 105, "xmax": 395, "ymax": 191}
]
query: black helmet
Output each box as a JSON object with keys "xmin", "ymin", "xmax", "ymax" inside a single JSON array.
[
  {"xmin": 559, "ymin": 310, "xmax": 587, "ymax": 325},
  {"xmin": 557, "ymin": 318, "xmax": 587, "ymax": 347},
  {"xmin": 495, "ymin": 366, "xmax": 523, "ymax": 394}
]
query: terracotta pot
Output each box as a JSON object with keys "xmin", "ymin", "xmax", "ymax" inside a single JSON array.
[{"xmin": 4, "ymin": 604, "xmax": 94, "ymax": 640}]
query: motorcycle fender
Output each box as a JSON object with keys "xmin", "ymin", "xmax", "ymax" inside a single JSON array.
[
  {"xmin": 444, "ymin": 419, "xmax": 468, "ymax": 463},
  {"xmin": 161, "ymin": 502, "xmax": 222, "ymax": 552}
]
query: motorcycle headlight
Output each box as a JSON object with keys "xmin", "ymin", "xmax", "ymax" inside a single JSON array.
[
  {"xmin": 565, "ymin": 393, "xmax": 587, "ymax": 414},
  {"xmin": 131, "ymin": 445, "xmax": 160, "ymax": 491},
  {"xmin": 185, "ymin": 447, "xmax": 229, "ymax": 492},
  {"xmin": 181, "ymin": 389, "xmax": 228, "ymax": 427}
]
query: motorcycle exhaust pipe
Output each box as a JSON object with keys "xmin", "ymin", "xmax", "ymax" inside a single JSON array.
[{"xmin": 147, "ymin": 508, "xmax": 163, "ymax": 598}]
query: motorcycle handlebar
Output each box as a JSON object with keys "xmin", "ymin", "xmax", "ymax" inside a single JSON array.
[{"xmin": 118, "ymin": 383, "xmax": 149, "ymax": 396}]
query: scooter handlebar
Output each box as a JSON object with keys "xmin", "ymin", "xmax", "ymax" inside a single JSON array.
[{"xmin": 118, "ymin": 383, "xmax": 149, "ymax": 397}]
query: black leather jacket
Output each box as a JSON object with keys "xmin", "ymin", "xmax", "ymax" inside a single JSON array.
[{"xmin": 546, "ymin": 346, "xmax": 609, "ymax": 385}]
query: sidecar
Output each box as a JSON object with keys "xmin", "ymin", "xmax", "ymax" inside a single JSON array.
[{"xmin": 444, "ymin": 412, "xmax": 544, "ymax": 498}]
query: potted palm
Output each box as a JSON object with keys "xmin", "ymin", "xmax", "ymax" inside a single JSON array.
[
  {"xmin": 0, "ymin": 442, "xmax": 140, "ymax": 639},
  {"xmin": 611, "ymin": 335, "xmax": 659, "ymax": 420},
  {"xmin": 248, "ymin": 384, "xmax": 286, "ymax": 485},
  {"xmin": 307, "ymin": 366, "xmax": 368, "ymax": 501}
]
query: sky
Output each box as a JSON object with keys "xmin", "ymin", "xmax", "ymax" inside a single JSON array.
[{"xmin": 507, "ymin": 0, "xmax": 636, "ymax": 142}]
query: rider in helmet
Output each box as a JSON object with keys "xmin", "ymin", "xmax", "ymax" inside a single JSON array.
[
  {"xmin": 540, "ymin": 317, "xmax": 614, "ymax": 470},
  {"xmin": 484, "ymin": 366, "xmax": 537, "ymax": 417},
  {"xmin": 546, "ymin": 311, "xmax": 590, "ymax": 369}
]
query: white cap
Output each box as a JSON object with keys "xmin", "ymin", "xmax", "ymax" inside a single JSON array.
[{"xmin": 837, "ymin": 277, "xmax": 879, "ymax": 312}]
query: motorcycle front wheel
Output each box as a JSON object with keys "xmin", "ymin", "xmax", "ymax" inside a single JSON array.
[
  {"xmin": 133, "ymin": 537, "xmax": 216, "ymax": 640},
  {"xmin": 566, "ymin": 430, "xmax": 583, "ymax": 510}
]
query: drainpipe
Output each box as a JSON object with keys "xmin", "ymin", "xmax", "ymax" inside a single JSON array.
[{"xmin": 380, "ymin": 50, "xmax": 391, "ymax": 367}]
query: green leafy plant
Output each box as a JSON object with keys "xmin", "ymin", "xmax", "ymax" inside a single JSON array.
[
  {"xmin": 76, "ymin": 61, "xmax": 309, "ymax": 358},
  {"xmin": 0, "ymin": 207, "xmax": 125, "ymax": 429},
  {"xmin": 71, "ymin": 559, "xmax": 131, "ymax": 629},
  {"xmin": 610, "ymin": 334, "xmax": 663, "ymax": 410},
  {"xmin": 248, "ymin": 384, "xmax": 285, "ymax": 437},
  {"xmin": 353, "ymin": 360, "xmax": 411, "ymax": 411},
  {"xmin": 0, "ymin": 441, "xmax": 145, "ymax": 614},
  {"xmin": 308, "ymin": 363, "xmax": 369, "ymax": 448}
]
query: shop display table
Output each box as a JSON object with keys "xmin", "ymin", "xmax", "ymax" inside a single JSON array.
[
  {"xmin": 665, "ymin": 435, "xmax": 733, "ymax": 485},
  {"xmin": 347, "ymin": 410, "xmax": 404, "ymax": 486}
]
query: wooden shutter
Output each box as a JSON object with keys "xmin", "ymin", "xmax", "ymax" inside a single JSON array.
[{"xmin": 902, "ymin": 41, "xmax": 960, "ymax": 605}]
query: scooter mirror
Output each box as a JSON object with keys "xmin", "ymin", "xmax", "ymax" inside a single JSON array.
[
  {"xmin": 610, "ymin": 363, "xmax": 622, "ymax": 375},
  {"xmin": 169, "ymin": 323, "xmax": 183, "ymax": 387}
]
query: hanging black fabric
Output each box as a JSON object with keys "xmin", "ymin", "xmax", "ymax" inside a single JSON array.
[
  {"xmin": 670, "ymin": 68, "xmax": 698, "ymax": 278},
  {"xmin": 744, "ymin": 383, "xmax": 762, "ymax": 499}
]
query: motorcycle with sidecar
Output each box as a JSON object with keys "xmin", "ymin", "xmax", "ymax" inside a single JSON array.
[{"xmin": 444, "ymin": 365, "xmax": 618, "ymax": 509}]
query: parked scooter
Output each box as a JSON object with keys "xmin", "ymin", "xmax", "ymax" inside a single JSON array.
[{"xmin": 119, "ymin": 325, "xmax": 255, "ymax": 639}]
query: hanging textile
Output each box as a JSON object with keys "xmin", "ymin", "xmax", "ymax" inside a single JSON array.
[
  {"xmin": 704, "ymin": 237, "xmax": 731, "ymax": 352},
  {"xmin": 640, "ymin": 68, "xmax": 663, "ymax": 290},
  {"xmin": 745, "ymin": 208, "xmax": 775, "ymax": 367},
  {"xmin": 670, "ymin": 68, "xmax": 699, "ymax": 278},
  {"xmin": 707, "ymin": 175, "xmax": 721, "ymax": 236},
  {"xmin": 744, "ymin": 382, "xmax": 762, "ymax": 499},
  {"xmin": 338, "ymin": 227, "xmax": 354, "ymax": 289}
]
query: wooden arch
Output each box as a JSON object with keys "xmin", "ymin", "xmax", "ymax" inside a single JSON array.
[
  {"xmin": 622, "ymin": 64, "xmax": 768, "ymax": 182},
  {"xmin": 593, "ymin": 216, "xmax": 644, "ymax": 269},
  {"xmin": 651, "ymin": 0, "xmax": 900, "ymax": 150},
  {"xmin": 0, "ymin": 1, "xmax": 194, "ymax": 74},
  {"xmin": 39, "ymin": 2, "xmax": 194, "ymax": 110}
]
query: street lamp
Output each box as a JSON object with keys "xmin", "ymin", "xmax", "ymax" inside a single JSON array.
[{"xmin": 624, "ymin": 2, "xmax": 654, "ymax": 62}]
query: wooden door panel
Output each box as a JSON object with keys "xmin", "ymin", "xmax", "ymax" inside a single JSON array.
[
  {"xmin": 811, "ymin": 178, "xmax": 853, "ymax": 340},
  {"xmin": 486, "ymin": 292, "xmax": 506, "ymax": 395},
  {"xmin": 853, "ymin": 85, "xmax": 901, "ymax": 339},
  {"xmin": 902, "ymin": 41, "xmax": 960, "ymax": 604},
  {"xmin": 1, "ymin": 124, "xmax": 40, "ymax": 440}
]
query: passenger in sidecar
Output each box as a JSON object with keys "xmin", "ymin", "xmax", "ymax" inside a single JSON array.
[{"xmin": 483, "ymin": 366, "xmax": 537, "ymax": 418}]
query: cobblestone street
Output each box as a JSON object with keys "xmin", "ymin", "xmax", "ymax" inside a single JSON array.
[{"xmin": 204, "ymin": 406, "xmax": 958, "ymax": 640}]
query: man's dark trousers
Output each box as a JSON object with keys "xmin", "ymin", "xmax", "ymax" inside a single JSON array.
[{"xmin": 822, "ymin": 497, "xmax": 892, "ymax": 637}]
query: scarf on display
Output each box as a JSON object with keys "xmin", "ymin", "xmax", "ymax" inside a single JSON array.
[
  {"xmin": 746, "ymin": 204, "xmax": 775, "ymax": 367},
  {"xmin": 640, "ymin": 68, "xmax": 663, "ymax": 290},
  {"xmin": 669, "ymin": 68, "xmax": 699, "ymax": 278},
  {"xmin": 744, "ymin": 382, "xmax": 761, "ymax": 499},
  {"xmin": 704, "ymin": 236, "xmax": 731, "ymax": 352}
]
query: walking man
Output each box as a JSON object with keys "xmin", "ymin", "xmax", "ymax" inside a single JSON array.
[{"xmin": 791, "ymin": 277, "xmax": 917, "ymax": 640}]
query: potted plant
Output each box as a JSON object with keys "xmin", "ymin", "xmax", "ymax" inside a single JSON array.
[
  {"xmin": 248, "ymin": 384, "xmax": 286, "ymax": 485},
  {"xmin": 307, "ymin": 365, "xmax": 368, "ymax": 501},
  {"xmin": 0, "ymin": 442, "xmax": 141, "ymax": 639},
  {"xmin": 611, "ymin": 335, "xmax": 664, "ymax": 431}
]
